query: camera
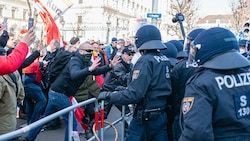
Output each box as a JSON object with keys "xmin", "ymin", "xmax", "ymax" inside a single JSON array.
[{"xmin": 172, "ymin": 13, "xmax": 185, "ymax": 23}]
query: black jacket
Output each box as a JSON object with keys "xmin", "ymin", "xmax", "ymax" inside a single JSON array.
[
  {"xmin": 108, "ymin": 51, "xmax": 172, "ymax": 109},
  {"xmin": 102, "ymin": 59, "xmax": 132, "ymax": 92},
  {"xmin": 51, "ymin": 52, "xmax": 112, "ymax": 96},
  {"xmin": 42, "ymin": 49, "xmax": 62, "ymax": 89},
  {"xmin": 169, "ymin": 59, "xmax": 196, "ymax": 116}
]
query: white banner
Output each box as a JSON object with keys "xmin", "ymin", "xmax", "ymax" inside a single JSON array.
[{"xmin": 38, "ymin": 0, "xmax": 73, "ymax": 20}]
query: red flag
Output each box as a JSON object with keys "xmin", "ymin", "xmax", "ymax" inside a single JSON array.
[
  {"xmin": 34, "ymin": 0, "xmax": 61, "ymax": 45},
  {"xmin": 69, "ymin": 96, "xmax": 89, "ymax": 133}
]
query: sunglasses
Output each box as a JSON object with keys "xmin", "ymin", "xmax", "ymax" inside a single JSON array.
[
  {"xmin": 81, "ymin": 49, "xmax": 93, "ymax": 53},
  {"xmin": 126, "ymin": 53, "xmax": 133, "ymax": 56}
]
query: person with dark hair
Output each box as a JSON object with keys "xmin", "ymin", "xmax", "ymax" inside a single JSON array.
[
  {"xmin": 22, "ymin": 42, "xmax": 48, "ymax": 125},
  {"xmin": 98, "ymin": 43, "xmax": 109, "ymax": 70},
  {"xmin": 236, "ymin": 22, "xmax": 250, "ymax": 41},
  {"xmin": 4, "ymin": 32, "xmax": 15, "ymax": 51},
  {"xmin": 99, "ymin": 24, "xmax": 172, "ymax": 141},
  {"xmin": 0, "ymin": 23, "xmax": 9, "ymax": 48},
  {"xmin": 179, "ymin": 27, "xmax": 250, "ymax": 140},
  {"xmin": 6, "ymin": 40, "xmax": 45, "ymax": 120},
  {"xmin": 0, "ymin": 23, "xmax": 36, "ymax": 75},
  {"xmin": 69, "ymin": 36, "xmax": 80, "ymax": 47},
  {"xmin": 104, "ymin": 37, "xmax": 118, "ymax": 61}
]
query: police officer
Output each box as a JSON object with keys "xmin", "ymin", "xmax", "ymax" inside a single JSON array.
[
  {"xmin": 98, "ymin": 24, "xmax": 172, "ymax": 141},
  {"xmin": 179, "ymin": 27, "xmax": 250, "ymax": 140},
  {"xmin": 161, "ymin": 42, "xmax": 178, "ymax": 68},
  {"xmin": 169, "ymin": 39, "xmax": 187, "ymax": 62},
  {"xmin": 239, "ymin": 39, "xmax": 248, "ymax": 56},
  {"xmin": 169, "ymin": 28, "xmax": 205, "ymax": 141}
]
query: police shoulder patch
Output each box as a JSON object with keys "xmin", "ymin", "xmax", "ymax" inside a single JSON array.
[
  {"xmin": 182, "ymin": 97, "xmax": 194, "ymax": 115},
  {"xmin": 132, "ymin": 70, "xmax": 140, "ymax": 80}
]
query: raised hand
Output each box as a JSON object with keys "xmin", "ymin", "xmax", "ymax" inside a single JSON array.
[
  {"xmin": 109, "ymin": 55, "xmax": 121, "ymax": 68},
  {"xmin": 89, "ymin": 56, "xmax": 101, "ymax": 71},
  {"xmin": 21, "ymin": 26, "xmax": 36, "ymax": 46}
]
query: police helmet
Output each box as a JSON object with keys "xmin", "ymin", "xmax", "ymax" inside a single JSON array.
[
  {"xmin": 161, "ymin": 42, "xmax": 178, "ymax": 66},
  {"xmin": 178, "ymin": 39, "xmax": 184, "ymax": 45},
  {"xmin": 184, "ymin": 28, "xmax": 205, "ymax": 55},
  {"xmin": 135, "ymin": 24, "xmax": 166, "ymax": 50},
  {"xmin": 193, "ymin": 27, "xmax": 250, "ymax": 69},
  {"xmin": 187, "ymin": 28, "xmax": 206, "ymax": 41},
  {"xmin": 239, "ymin": 39, "xmax": 247, "ymax": 47},
  {"xmin": 169, "ymin": 40, "xmax": 188, "ymax": 58}
]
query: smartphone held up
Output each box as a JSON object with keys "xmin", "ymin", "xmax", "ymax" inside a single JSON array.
[{"xmin": 28, "ymin": 18, "xmax": 34, "ymax": 30}]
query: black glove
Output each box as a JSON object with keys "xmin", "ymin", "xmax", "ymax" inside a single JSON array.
[{"xmin": 98, "ymin": 91, "xmax": 112, "ymax": 101}]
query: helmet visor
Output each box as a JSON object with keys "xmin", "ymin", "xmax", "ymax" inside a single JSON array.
[
  {"xmin": 186, "ymin": 41, "xmax": 199, "ymax": 68},
  {"xmin": 183, "ymin": 37, "xmax": 190, "ymax": 53}
]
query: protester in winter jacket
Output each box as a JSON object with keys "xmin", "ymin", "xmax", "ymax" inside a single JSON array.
[{"xmin": 0, "ymin": 25, "xmax": 36, "ymax": 75}]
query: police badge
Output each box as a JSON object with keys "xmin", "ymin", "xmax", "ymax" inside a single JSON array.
[
  {"xmin": 182, "ymin": 97, "xmax": 194, "ymax": 115},
  {"xmin": 132, "ymin": 70, "xmax": 140, "ymax": 80}
]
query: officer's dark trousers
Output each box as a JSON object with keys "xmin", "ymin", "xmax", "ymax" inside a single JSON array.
[{"xmin": 126, "ymin": 112, "xmax": 168, "ymax": 141}]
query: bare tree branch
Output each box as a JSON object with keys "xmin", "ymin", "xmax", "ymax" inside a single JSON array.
[
  {"xmin": 228, "ymin": 0, "xmax": 249, "ymax": 32},
  {"xmin": 165, "ymin": 0, "xmax": 199, "ymax": 39}
]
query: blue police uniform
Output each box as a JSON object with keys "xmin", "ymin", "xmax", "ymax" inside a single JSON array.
[
  {"xmin": 170, "ymin": 59, "xmax": 196, "ymax": 141},
  {"xmin": 179, "ymin": 27, "xmax": 250, "ymax": 141},
  {"xmin": 168, "ymin": 28, "xmax": 204, "ymax": 141},
  {"xmin": 108, "ymin": 51, "xmax": 172, "ymax": 141},
  {"xmin": 98, "ymin": 25, "xmax": 172, "ymax": 141},
  {"xmin": 179, "ymin": 68, "xmax": 250, "ymax": 141}
]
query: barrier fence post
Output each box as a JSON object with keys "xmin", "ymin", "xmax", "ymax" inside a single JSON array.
[
  {"xmin": 68, "ymin": 111, "xmax": 73, "ymax": 141},
  {"xmin": 121, "ymin": 105, "xmax": 125, "ymax": 141},
  {"xmin": 0, "ymin": 98, "xmax": 97, "ymax": 141},
  {"xmin": 94, "ymin": 99, "xmax": 99, "ymax": 139},
  {"xmin": 100, "ymin": 100, "xmax": 105, "ymax": 141}
]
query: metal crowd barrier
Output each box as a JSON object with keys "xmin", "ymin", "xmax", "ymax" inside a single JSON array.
[{"xmin": 0, "ymin": 98, "xmax": 132, "ymax": 141}]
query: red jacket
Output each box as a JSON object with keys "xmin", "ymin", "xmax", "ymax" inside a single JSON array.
[
  {"xmin": 22, "ymin": 59, "xmax": 42, "ymax": 83},
  {"xmin": 0, "ymin": 42, "xmax": 28, "ymax": 75}
]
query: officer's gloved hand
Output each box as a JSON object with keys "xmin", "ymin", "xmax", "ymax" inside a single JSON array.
[{"xmin": 98, "ymin": 91, "xmax": 112, "ymax": 101}]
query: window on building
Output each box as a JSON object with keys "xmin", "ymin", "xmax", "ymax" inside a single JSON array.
[
  {"xmin": 12, "ymin": 7, "xmax": 16, "ymax": 18},
  {"xmin": 79, "ymin": 0, "xmax": 83, "ymax": 4},
  {"xmin": 23, "ymin": 10, "xmax": 27, "ymax": 20},
  {"xmin": 78, "ymin": 16, "xmax": 82, "ymax": 24}
]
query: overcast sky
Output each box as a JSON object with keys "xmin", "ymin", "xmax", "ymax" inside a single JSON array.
[{"xmin": 198, "ymin": 0, "xmax": 232, "ymax": 17}]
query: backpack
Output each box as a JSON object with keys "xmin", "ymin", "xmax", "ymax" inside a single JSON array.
[{"xmin": 48, "ymin": 51, "xmax": 74, "ymax": 84}]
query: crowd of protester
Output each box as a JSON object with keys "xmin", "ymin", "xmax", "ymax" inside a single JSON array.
[{"xmin": 0, "ymin": 18, "xmax": 250, "ymax": 141}]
